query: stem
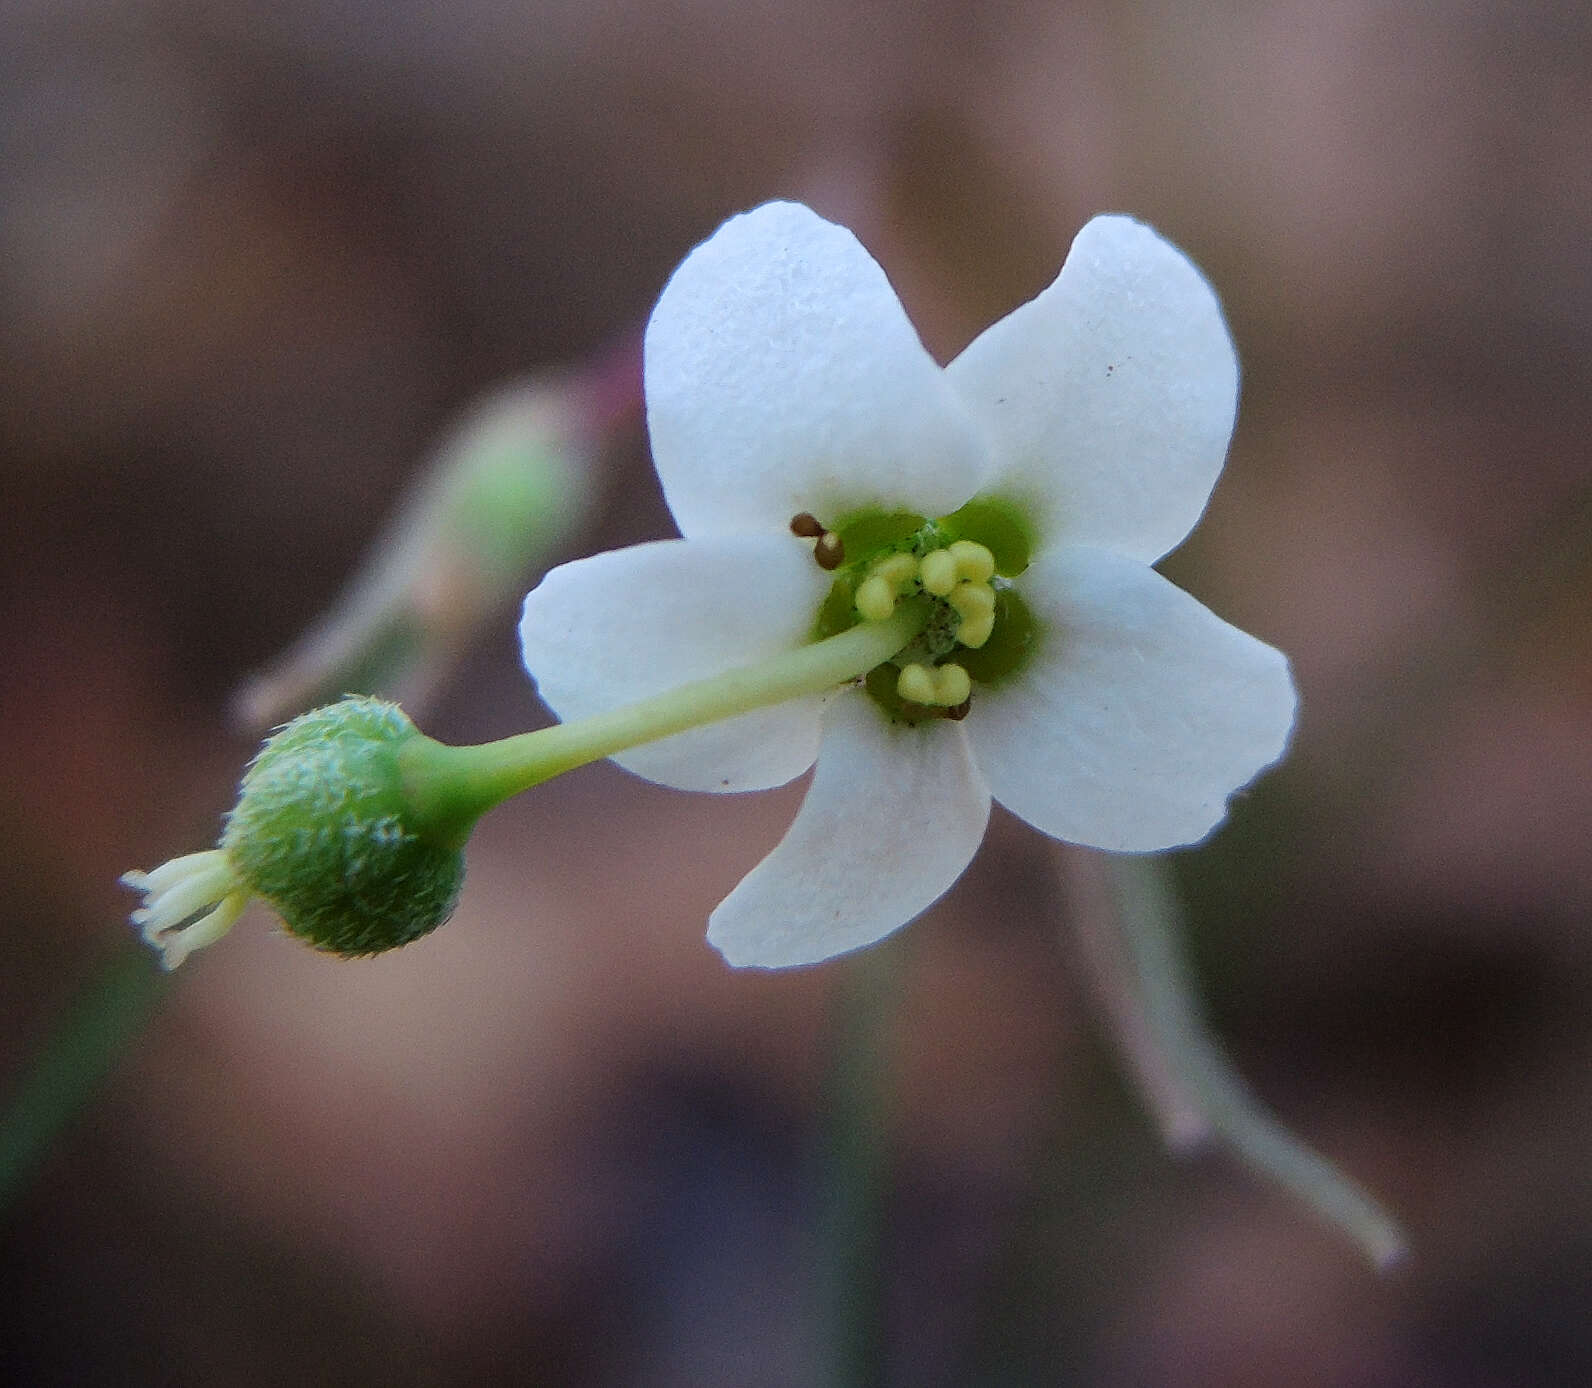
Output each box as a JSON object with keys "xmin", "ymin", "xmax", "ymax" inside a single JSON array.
[
  {"xmin": 817, "ymin": 944, "xmax": 901, "ymax": 1388},
  {"xmin": 402, "ymin": 601, "xmax": 930, "ymax": 833},
  {"xmin": 1060, "ymin": 845, "xmax": 1211, "ymax": 1152},
  {"xmin": 0, "ymin": 948, "xmax": 167, "ymax": 1215},
  {"xmin": 1095, "ymin": 851, "xmax": 1407, "ymax": 1270}
]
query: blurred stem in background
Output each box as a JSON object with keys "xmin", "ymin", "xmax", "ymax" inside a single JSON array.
[
  {"xmin": 232, "ymin": 332, "xmax": 638, "ymax": 731},
  {"xmin": 1064, "ymin": 847, "xmax": 1406, "ymax": 1269},
  {"xmin": 816, "ymin": 942, "xmax": 902, "ymax": 1388},
  {"xmin": 0, "ymin": 949, "xmax": 166, "ymax": 1213}
]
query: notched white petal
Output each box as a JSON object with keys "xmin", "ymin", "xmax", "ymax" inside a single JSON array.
[
  {"xmin": 519, "ymin": 534, "xmax": 832, "ymax": 793},
  {"xmin": 948, "ymin": 215, "xmax": 1239, "ymax": 563},
  {"xmin": 968, "ymin": 548, "xmax": 1296, "ymax": 852},
  {"xmin": 708, "ymin": 694, "xmax": 991, "ymax": 968},
  {"xmin": 646, "ymin": 201, "xmax": 987, "ymax": 538}
]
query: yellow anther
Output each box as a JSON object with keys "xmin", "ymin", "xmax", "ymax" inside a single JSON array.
[
  {"xmin": 857, "ymin": 551, "xmax": 922, "ymax": 622},
  {"xmin": 896, "ymin": 663, "xmax": 938, "ymax": 705},
  {"xmin": 896, "ymin": 661, "xmax": 973, "ymax": 707},
  {"xmin": 919, "ymin": 548, "xmax": 958, "ymax": 596},
  {"xmin": 958, "ymin": 614, "xmax": 995, "ymax": 649},
  {"xmin": 956, "ymin": 611, "xmax": 995, "ymax": 649},
  {"xmin": 948, "ymin": 580, "xmax": 996, "ymax": 620},
  {"xmin": 855, "ymin": 574, "xmax": 898, "ymax": 622},
  {"xmin": 948, "ymin": 540, "xmax": 996, "ymax": 584},
  {"xmin": 874, "ymin": 552, "xmax": 919, "ymax": 588},
  {"xmin": 949, "ymin": 579, "xmax": 997, "ymax": 645},
  {"xmin": 935, "ymin": 662, "xmax": 971, "ymax": 705}
]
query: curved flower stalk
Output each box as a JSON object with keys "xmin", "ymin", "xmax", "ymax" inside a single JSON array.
[{"xmin": 521, "ymin": 201, "xmax": 1296, "ymax": 968}]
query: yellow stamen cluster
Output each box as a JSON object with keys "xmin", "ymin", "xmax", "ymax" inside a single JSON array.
[
  {"xmin": 847, "ymin": 539, "xmax": 999, "ymax": 710},
  {"xmin": 854, "ymin": 540, "xmax": 998, "ymax": 649}
]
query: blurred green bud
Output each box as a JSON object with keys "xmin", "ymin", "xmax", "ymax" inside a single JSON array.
[
  {"xmin": 124, "ymin": 696, "xmax": 470, "ymax": 968},
  {"xmin": 233, "ymin": 347, "xmax": 638, "ymax": 730}
]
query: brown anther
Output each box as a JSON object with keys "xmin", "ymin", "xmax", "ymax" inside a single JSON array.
[
  {"xmin": 814, "ymin": 531, "xmax": 845, "ymax": 570},
  {"xmin": 789, "ymin": 512, "xmax": 825, "ymax": 538},
  {"xmin": 945, "ymin": 698, "xmax": 972, "ymax": 721}
]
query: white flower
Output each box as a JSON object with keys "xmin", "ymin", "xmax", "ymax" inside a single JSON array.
[{"xmin": 520, "ymin": 201, "xmax": 1296, "ymax": 968}]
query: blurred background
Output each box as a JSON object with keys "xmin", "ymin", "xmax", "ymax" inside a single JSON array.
[{"xmin": 3, "ymin": 0, "xmax": 1590, "ymax": 1382}]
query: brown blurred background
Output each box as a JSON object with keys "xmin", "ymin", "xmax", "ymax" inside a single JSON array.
[{"xmin": 3, "ymin": 0, "xmax": 1590, "ymax": 1383}]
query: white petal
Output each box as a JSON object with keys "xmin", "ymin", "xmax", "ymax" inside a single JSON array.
[
  {"xmin": 519, "ymin": 535, "xmax": 832, "ymax": 792},
  {"xmin": 947, "ymin": 215, "xmax": 1239, "ymax": 563},
  {"xmin": 967, "ymin": 548, "xmax": 1296, "ymax": 851},
  {"xmin": 708, "ymin": 693, "xmax": 991, "ymax": 968},
  {"xmin": 645, "ymin": 201, "xmax": 988, "ymax": 537}
]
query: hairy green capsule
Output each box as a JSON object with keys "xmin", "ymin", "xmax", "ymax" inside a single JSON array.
[{"xmin": 221, "ymin": 696, "xmax": 465, "ymax": 957}]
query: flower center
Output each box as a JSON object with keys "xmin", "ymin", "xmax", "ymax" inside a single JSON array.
[{"xmin": 794, "ymin": 501, "xmax": 1038, "ymax": 723}]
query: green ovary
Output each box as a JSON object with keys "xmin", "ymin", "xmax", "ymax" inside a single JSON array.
[
  {"xmin": 223, "ymin": 697, "xmax": 465, "ymax": 956},
  {"xmin": 805, "ymin": 502, "xmax": 1040, "ymax": 723}
]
